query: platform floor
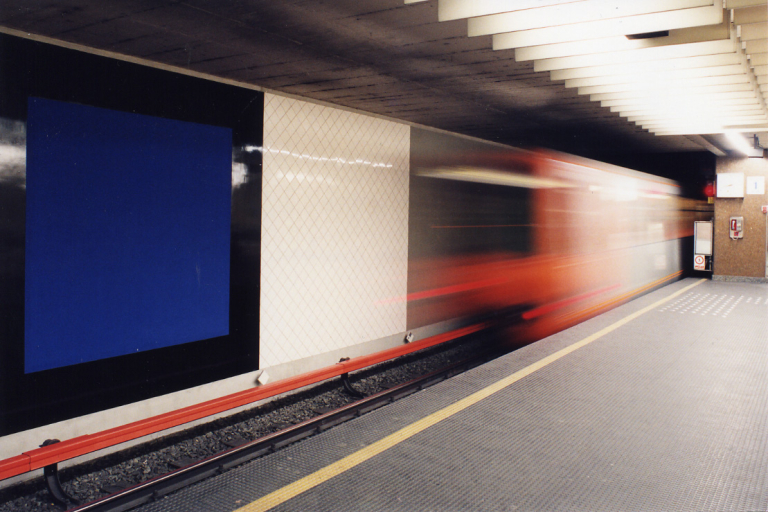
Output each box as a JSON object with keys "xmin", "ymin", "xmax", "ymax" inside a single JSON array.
[{"xmin": 138, "ymin": 278, "xmax": 768, "ymax": 512}]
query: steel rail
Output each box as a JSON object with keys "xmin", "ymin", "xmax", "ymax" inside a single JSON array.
[{"xmin": 67, "ymin": 347, "xmax": 503, "ymax": 512}]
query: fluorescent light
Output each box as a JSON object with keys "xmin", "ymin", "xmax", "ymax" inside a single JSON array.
[{"xmin": 725, "ymin": 131, "xmax": 757, "ymax": 154}]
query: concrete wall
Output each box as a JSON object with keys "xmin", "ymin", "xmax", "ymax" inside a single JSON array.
[{"xmin": 714, "ymin": 156, "xmax": 768, "ymax": 281}]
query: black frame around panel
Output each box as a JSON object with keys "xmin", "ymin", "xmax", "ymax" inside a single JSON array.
[{"xmin": 0, "ymin": 34, "xmax": 263, "ymax": 435}]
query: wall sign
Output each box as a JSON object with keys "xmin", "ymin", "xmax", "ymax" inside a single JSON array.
[
  {"xmin": 716, "ymin": 173, "xmax": 744, "ymax": 198},
  {"xmin": 746, "ymin": 176, "xmax": 765, "ymax": 195}
]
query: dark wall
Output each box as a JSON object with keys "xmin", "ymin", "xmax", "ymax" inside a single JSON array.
[{"xmin": 0, "ymin": 34, "xmax": 263, "ymax": 435}]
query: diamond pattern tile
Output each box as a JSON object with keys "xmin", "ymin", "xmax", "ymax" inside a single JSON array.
[
  {"xmin": 658, "ymin": 290, "xmax": 768, "ymax": 318},
  {"xmin": 260, "ymin": 94, "xmax": 410, "ymax": 369}
]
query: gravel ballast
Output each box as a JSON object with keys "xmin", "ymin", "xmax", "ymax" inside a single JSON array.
[{"xmin": 0, "ymin": 334, "xmax": 495, "ymax": 511}]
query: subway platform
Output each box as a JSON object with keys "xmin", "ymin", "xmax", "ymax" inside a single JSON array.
[{"xmin": 136, "ymin": 278, "xmax": 768, "ymax": 512}]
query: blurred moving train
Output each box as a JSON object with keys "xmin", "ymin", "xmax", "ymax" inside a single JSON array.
[{"xmin": 406, "ymin": 128, "xmax": 711, "ymax": 346}]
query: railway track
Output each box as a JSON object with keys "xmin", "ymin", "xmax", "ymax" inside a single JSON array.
[{"xmin": 68, "ymin": 346, "xmax": 503, "ymax": 512}]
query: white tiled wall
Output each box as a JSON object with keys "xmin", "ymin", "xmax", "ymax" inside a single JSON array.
[{"xmin": 261, "ymin": 94, "xmax": 410, "ymax": 369}]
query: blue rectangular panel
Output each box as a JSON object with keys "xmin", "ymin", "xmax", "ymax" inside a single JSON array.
[{"xmin": 25, "ymin": 97, "xmax": 232, "ymax": 373}]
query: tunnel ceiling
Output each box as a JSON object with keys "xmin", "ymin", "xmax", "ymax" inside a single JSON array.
[{"xmin": 0, "ymin": 0, "xmax": 766, "ymax": 158}]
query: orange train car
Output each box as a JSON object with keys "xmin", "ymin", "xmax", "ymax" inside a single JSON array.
[{"xmin": 406, "ymin": 142, "xmax": 711, "ymax": 346}]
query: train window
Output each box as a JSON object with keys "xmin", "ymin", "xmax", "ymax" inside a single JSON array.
[{"xmin": 409, "ymin": 175, "xmax": 532, "ymax": 259}]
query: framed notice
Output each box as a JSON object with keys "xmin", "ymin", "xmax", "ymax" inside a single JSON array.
[
  {"xmin": 717, "ymin": 173, "xmax": 745, "ymax": 198},
  {"xmin": 746, "ymin": 176, "xmax": 765, "ymax": 195},
  {"xmin": 694, "ymin": 221, "xmax": 713, "ymax": 256}
]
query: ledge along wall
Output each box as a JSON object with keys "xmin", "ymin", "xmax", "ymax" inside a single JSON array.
[{"xmin": 714, "ymin": 155, "xmax": 768, "ymax": 281}]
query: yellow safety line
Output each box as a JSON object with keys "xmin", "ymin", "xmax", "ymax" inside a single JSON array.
[{"xmin": 238, "ymin": 278, "xmax": 706, "ymax": 512}]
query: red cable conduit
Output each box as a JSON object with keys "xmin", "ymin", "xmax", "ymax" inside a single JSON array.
[{"xmin": 0, "ymin": 323, "xmax": 485, "ymax": 481}]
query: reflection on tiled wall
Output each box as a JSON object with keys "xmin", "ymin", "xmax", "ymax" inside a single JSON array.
[{"xmin": 260, "ymin": 93, "xmax": 410, "ymax": 368}]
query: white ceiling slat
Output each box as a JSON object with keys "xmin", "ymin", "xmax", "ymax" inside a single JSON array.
[
  {"xmin": 533, "ymin": 39, "xmax": 735, "ymax": 72},
  {"xmin": 640, "ymin": 121, "xmax": 764, "ymax": 131},
  {"xmin": 629, "ymin": 110, "xmax": 766, "ymax": 123},
  {"xmin": 563, "ymin": 64, "xmax": 746, "ymax": 88},
  {"xmin": 610, "ymin": 100, "xmax": 761, "ymax": 112},
  {"xmin": 725, "ymin": 0, "xmax": 768, "ymax": 8},
  {"xmin": 591, "ymin": 83, "xmax": 756, "ymax": 100},
  {"xmin": 643, "ymin": 118, "xmax": 768, "ymax": 130},
  {"xmin": 493, "ymin": 4, "xmax": 724, "ymax": 49},
  {"xmin": 607, "ymin": 95, "xmax": 760, "ymax": 109},
  {"xmin": 424, "ymin": 0, "xmax": 767, "ymax": 141},
  {"xmin": 515, "ymin": 20, "xmax": 730, "ymax": 61},
  {"xmin": 468, "ymin": 0, "xmax": 712, "ymax": 37},
  {"xmin": 550, "ymin": 53, "xmax": 741, "ymax": 80},
  {"xmin": 608, "ymin": 102, "xmax": 760, "ymax": 114},
  {"xmin": 632, "ymin": 115, "xmax": 767, "ymax": 127},
  {"xmin": 626, "ymin": 104, "xmax": 765, "ymax": 117},
  {"xmin": 745, "ymin": 39, "xmax": 768, "ymax": 53},
  {"xmin": 740, "ymin": 22, "xmax": 768, "ymax": 40},
  {"xmin": 733, "ymin": 5, "xmax": 768, "ymax": 23},
  {"xmin": 609, "ymin": 97, "xmax": 760, "ymax": 112},
  {"xmin": 633, "ymin": 114, "xmax": 767, "ymax": 125},
  {"xmin": 648, "ymin": 124, "xmax": 768, "ymax": 134},
  {"xmin": 579, "ymin": 74, "xmax": 751, "ymax": 94},
  {"xmin": 437, "ymin": 0, "xmax": 585, "ymax": 22},
  {"xmin": 657, "ymin": 127, "xmax": 768, "ymax": 135}
]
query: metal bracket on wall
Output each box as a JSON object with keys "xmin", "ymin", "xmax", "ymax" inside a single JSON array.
[{"xmin": 40, "ymin": 439, "xmax": 79, "ymax": 508}]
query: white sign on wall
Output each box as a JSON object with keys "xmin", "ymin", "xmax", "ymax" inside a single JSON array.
[
  {"xmin": 717, "ymin": 173, "xmax": 744, "ymax": 198},
  {"xmin": 746, "ymin": 176, "xmax": 765, "ymax": 195}
]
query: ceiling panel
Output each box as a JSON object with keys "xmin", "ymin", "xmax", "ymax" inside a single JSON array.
[{"xmin": 0, "ymin": 0, "xmax": 765, "ymax": 156}]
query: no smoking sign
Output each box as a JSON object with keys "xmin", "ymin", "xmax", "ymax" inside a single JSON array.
[{"xmin": 694, "ymin": 254, "xmax": 706, "ymax": 271}]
